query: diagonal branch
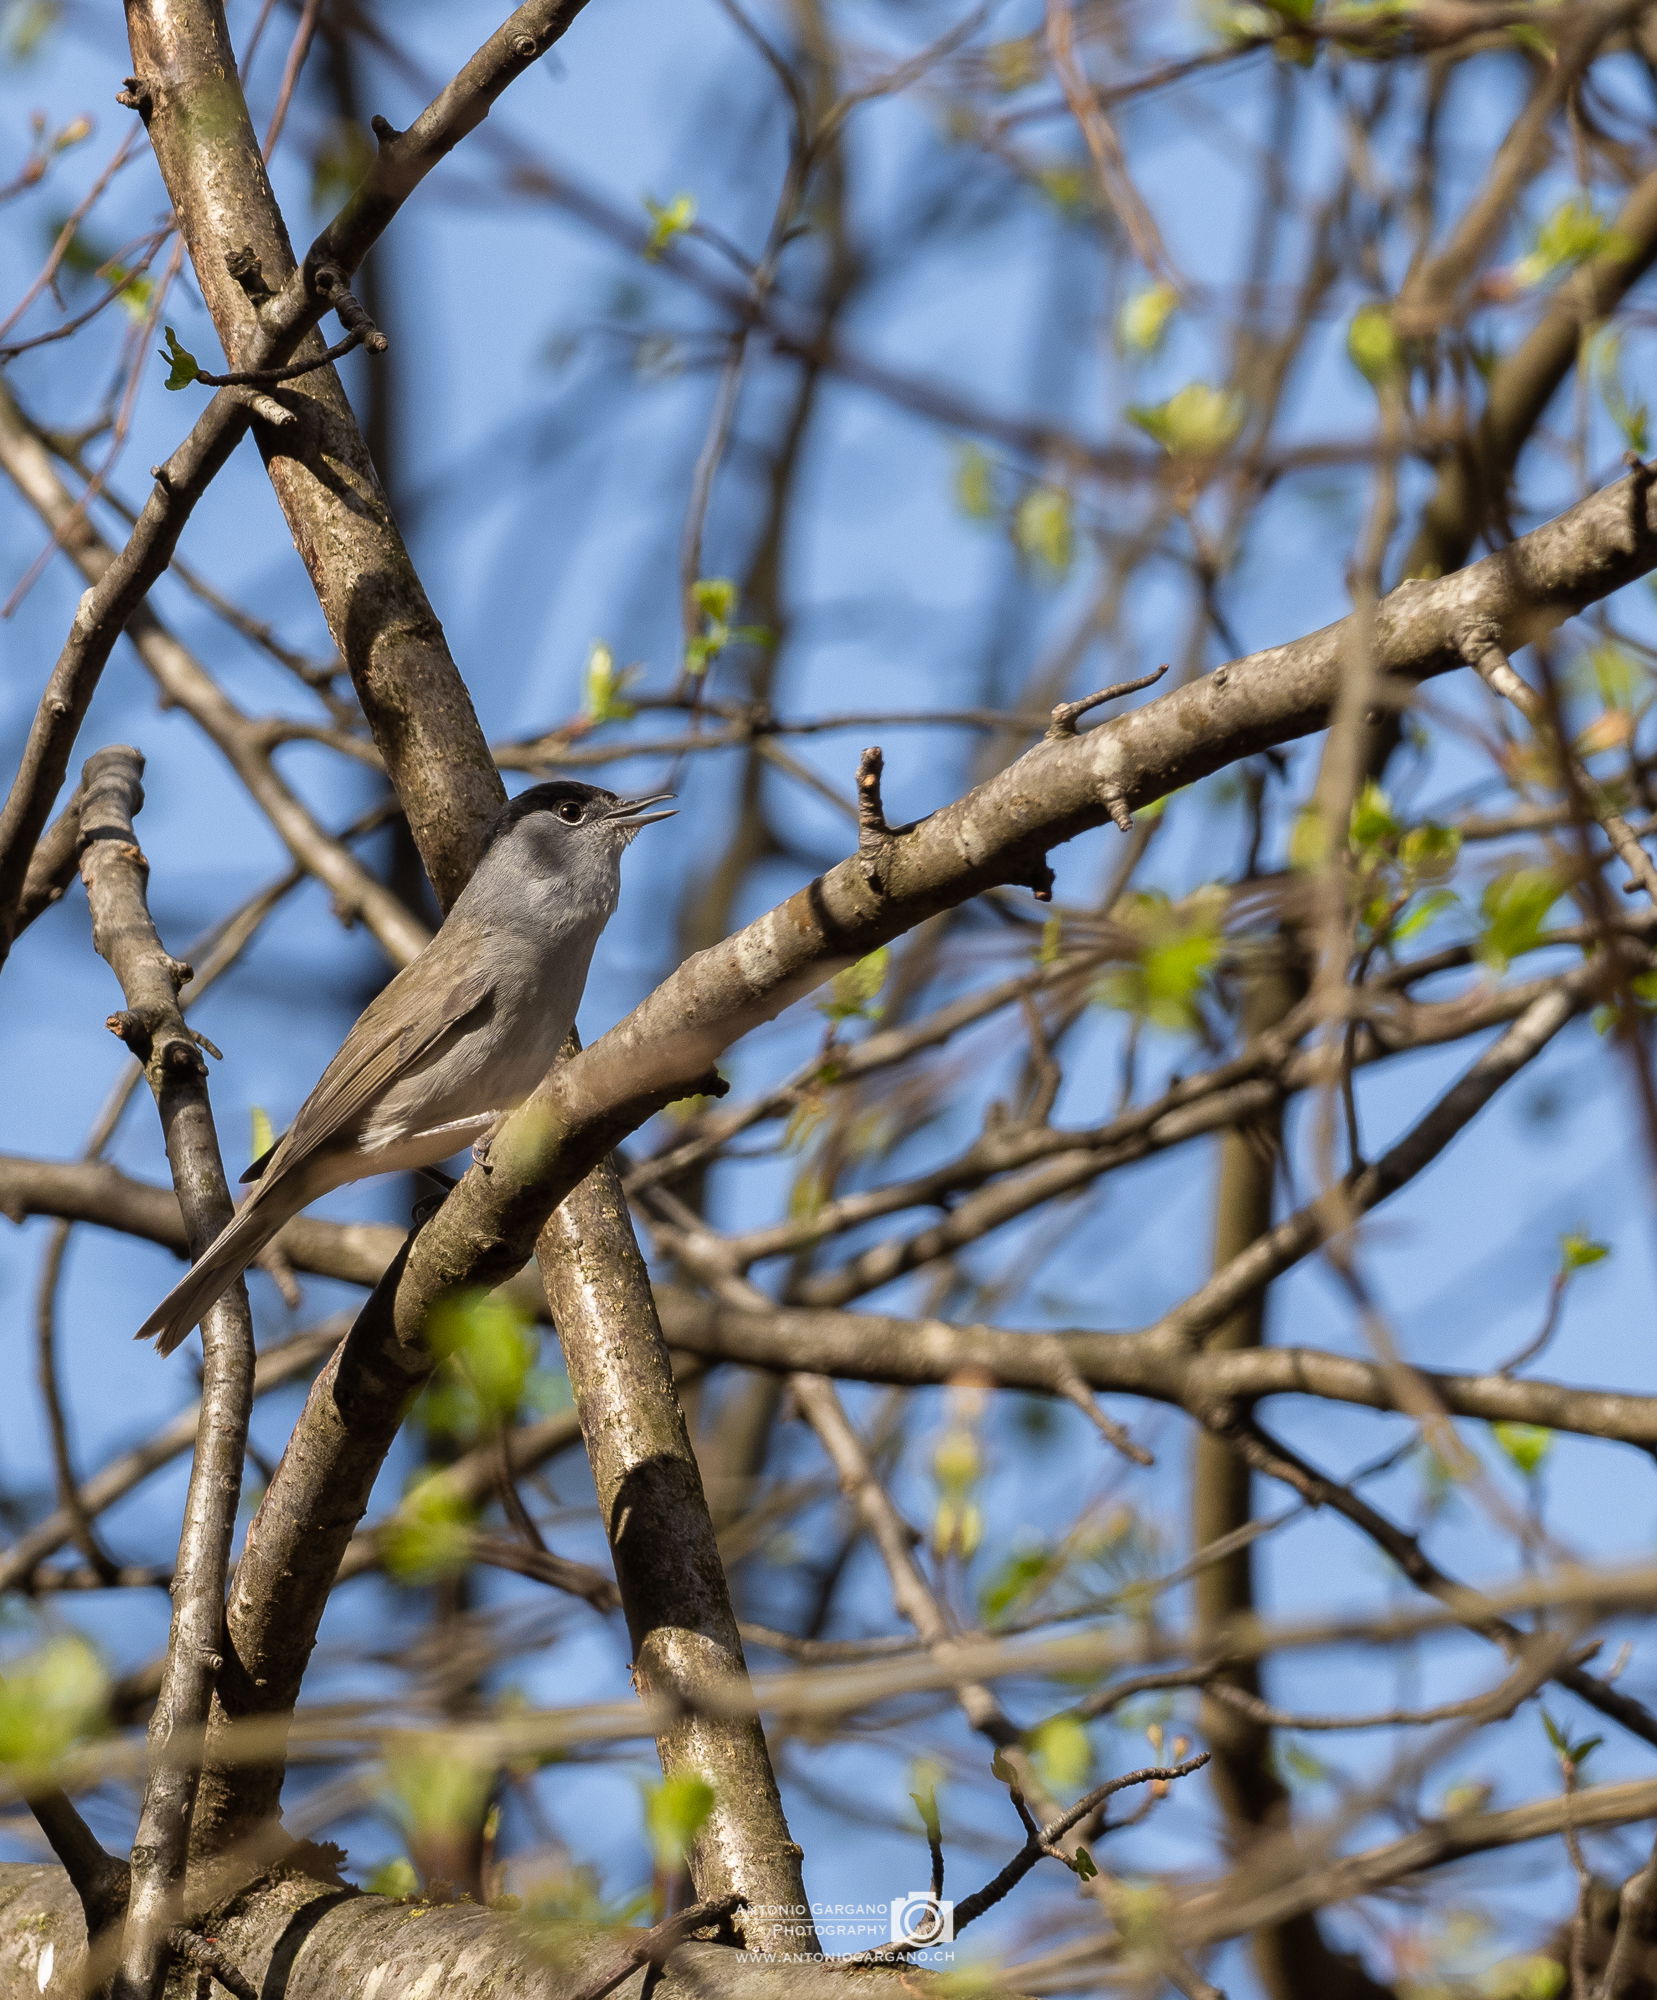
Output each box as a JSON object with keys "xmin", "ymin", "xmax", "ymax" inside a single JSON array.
[
  {"xmin": 368, "ymin": 454, "xmax": 1657, "ymax": 1363},
  {"xmin": 0, "ymin": 393, "xmax": 254, "ymax": 969}
]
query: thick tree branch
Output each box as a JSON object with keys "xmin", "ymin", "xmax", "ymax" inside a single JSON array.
[
  {"xmin": 534, "ymin": 1178, "xmax": 813, "ymax": 1954},
  {"xmin": 366, "ymin": 462, "xmax": 1657, "ymax": 1349},
  {"xmin": 123, "ymin": 0, "xmax": 593, "ymax": 904},
  {"xmin": 0, "ymin": 1863, "xmax": 967, "ymax": 2000},
  {"xmin": 77, "ymin": 747, "xmax": 255, "ymax": 2000}
]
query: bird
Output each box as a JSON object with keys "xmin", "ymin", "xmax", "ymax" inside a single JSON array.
[{"xmin": 137, "ymin": 779, "xmax": 674, "ymax": 1357}]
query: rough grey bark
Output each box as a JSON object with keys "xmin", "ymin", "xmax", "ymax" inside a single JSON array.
[
  {"xmin": 122, "ymin": 0, "xmax": 512, "ymax": 905},
  {"xmin": 538, "ymin": 1175, "xmax": 815, "ymax": 1955},
  {"xmin": 77, "ymin": 747, "xmax": 256, "ymax": 1996},
  {"xmin": 0, "ymin": 1866, "xmax": 984, "ymax": 2000}
]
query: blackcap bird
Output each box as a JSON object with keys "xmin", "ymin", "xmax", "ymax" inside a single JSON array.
[{"xmin": 137, "ymin": 779, "xmax": 674, "ymax": 1357}]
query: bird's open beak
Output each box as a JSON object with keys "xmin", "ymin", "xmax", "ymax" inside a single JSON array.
[{"xmin": 605, "ymin": 791, "xmax": 677, "ymax": 828}]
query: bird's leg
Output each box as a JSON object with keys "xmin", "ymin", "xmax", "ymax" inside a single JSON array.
[{"xmin": 471, "ymin": 1112, "xmax": 508, "ymax": 1172}]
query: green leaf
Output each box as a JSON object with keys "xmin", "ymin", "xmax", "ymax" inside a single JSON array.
[
  {"xmin": 1506, "ymin": 20, "xmax": 1555, "ymax": 57},
  {"xmin": 310, "ymin": 118, "xmax": 375, "ymax": 215},
  {"xmin": 363, "ymin": 1856, "xmax": 421, "ymax": 1901},
  {"xmin": 1036, "ymin": 914, "xmax": 1064, "ymax": 965},
  {"xmin": 1093, "ymin": 886, "xmax": 1225, "ymax": 1033},
  {"xmin": 1034, "ymin": 163, "xmax": 1090, "ymax": 214},
  {"xmin": 986, "ymin": 37, "xmax": 1042, "ymax": 91},
  {"xmin": 933, "ymin": 1426, "xmax": 980, "ymax": 1495},
  {"xmin": 644, "ymin": 1771, "xmax": 715, "ymax": 1867},
  {"xmin": 691, "ymin": 577, "xmax": 737, "ymax": 624},
  {"xmin": 1012, "ymin": 485, "xmax": 1073, "ymax": 576},
  {"xmin": 1348, "ymin": 779, "xmax": 1399, "ymax": 853},
  {"xmin": 1561, "ymin": 1231, "xmax": 1609, "ymax": 1272},
  {"xmin": 1440, "ymin": 1779, "xmax": 1493, "ymax": 1816},
  {"xmin": 1482, "ymin": 1955, "xmax": 1567, "ymax": 2000},
  {"xmin": 381, "ymin": 1471, "xmax": 475, "ymax": 1585},
  {"xmin": 1288, "ymin": 804, "xmax": 1328, "ymax": 872},
  {"xmin": 1128, "ymin": 381, "xmax": 1245, "ymax": 456},
  {"xmin": 1279, "ymin": 1742, "xmax": 1329, "ymax": 1785},
  {"xmin": 1398, "ymin": 821, "xmax": 1461, "ymax": 882},
  {"xmin": 909, "ymin": 1759, "xmax": 944, "ymax": 1841},
  {"xmin": 644, "ymin": 191, "xmax": 696, "ymax": 259},
  {"xmin": 1582, "ymin": 641, "xmax": 1641, "ymax": 714},
  {"xmin": 0, "ymin": 1635, "xmax": 107, "ymax": 1785},
  {"xmin": 1347, "ymin": 303, "xmax": 1402, "ymax": 385},
  {"xmin": 684, "ymin": 576, "xmax": 748, "ymax": 677},
  {"xmin": 114, "ymin": 270, "xmax": 155, "ymax": 322},
  {"xmin": 1476, "ymin": 867, "xmax": 1562, "ymax": 972},
  {"xmin": 1391, "ymin": 887, "xmax": 1457, "ymax": 943},
  {"xmin": 427, "ymin": 1289, "xmax": 536, "ymax": 1433},
  {"xmin": 954, "ymin": 443, "xmax": 997, "ymax": 521},
  {"xmin": 1541, "ymin": 1705, "xmax": 1602, "ymax": 1772},
  {"xmin": 979, "ymin": 1542, "xmax": 1051, "ymax": 1624},
  {"xmin": 1027, "ymin": 1712, "xmax": 1093, "ymax": 1792},
  {"xmin": 1492, "ymin": 1422, "xmax": 1552, "ymax": 1478},
  {"xmin": 159, "ymin": 325, "xmax": 200, "ymax": 391},
  {"xmin": 1117, "ymin": 280, "xmax": 1179, "ymax": 357},
  {"xmin": 249, "ymin": 1104, "xmax": 275, "ymax": 1162},
  {"xmin": 932, "ymin": 1496, "xmax": 982, "ymax": 1561},
  {"xmin": 819, "ymin": 946, "xmax": 890, "ymax": 1024},
  {"xmin": 385, "ymin": 1737, "xmax": 492, "ymax": 1846},
  {"xmin": 1514, "ymin": 197, "xmax": 1627, "ymax": 289},
  {"xmin": 786, "ymin": 1164, "xmax": 828, "ymax": 1222},
  {"xmin": 1071, "ymin": 1845, "xmax": 1099, "ymax": 1880},
  {"xmin": 582, "ymin": 640, "xmax": 638, "ymax": 724},
  {"xmin": 55, "ymin": 227, "xmax": 156, "ymax": 320},
  {"xmin": 1605, "ymin": 382, "xmax": 1650, "ymax": 456}
]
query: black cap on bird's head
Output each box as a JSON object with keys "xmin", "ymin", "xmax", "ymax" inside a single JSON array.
[{"xmin": 487, "ymin": 780, "xmax": 677, "ymax": 850}]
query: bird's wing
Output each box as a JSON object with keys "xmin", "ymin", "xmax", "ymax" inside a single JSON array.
[{"xmin": 244, "ymin": 963, "xmax": 496, "ymax": 1184}]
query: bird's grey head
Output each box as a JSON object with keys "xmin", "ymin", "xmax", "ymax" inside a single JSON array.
[{"xmin": 468, "ymin": 780, "xmax": 675, "ymax": 932}]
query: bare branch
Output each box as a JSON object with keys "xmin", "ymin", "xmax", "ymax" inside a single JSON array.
[{"xmin": 79, "ymin": 748, "xmax": 256, "ymax": 2000}]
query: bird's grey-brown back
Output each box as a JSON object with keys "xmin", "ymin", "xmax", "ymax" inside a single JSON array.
[
  {"xmin": 367, "ymin": 783, "xmax": 638, "ymax": 1141},
  {"xmin": 136, "ymin": 779, "xmax": 674, "ymax": 1354}
]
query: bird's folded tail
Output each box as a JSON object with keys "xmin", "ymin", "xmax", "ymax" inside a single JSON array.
[{"xmin": 137, "ymin": 1178, "xmax": 303, "ymax": 1357}]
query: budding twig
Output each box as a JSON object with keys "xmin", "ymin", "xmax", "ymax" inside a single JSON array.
[{"xmin": 193, "ymin": 324, "xmax": 384, "ymax": 390}]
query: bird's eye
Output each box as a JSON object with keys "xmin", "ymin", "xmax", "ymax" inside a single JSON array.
[{"xmin": 557, "ymin": 802, "xmax": 583, "ymax": 824}]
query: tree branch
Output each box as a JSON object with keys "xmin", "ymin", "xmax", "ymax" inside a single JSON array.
[
  {"xmin": 77, "ymin": 748, "xmax": 256, "ymax": 2000},
  {"xmin": 0, "ymin": 394, "xmax": 253, "ymax": 969},
  {"xmin": 363, "ymin": 460, "xmax": 1657, "ymax": 1354}
]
